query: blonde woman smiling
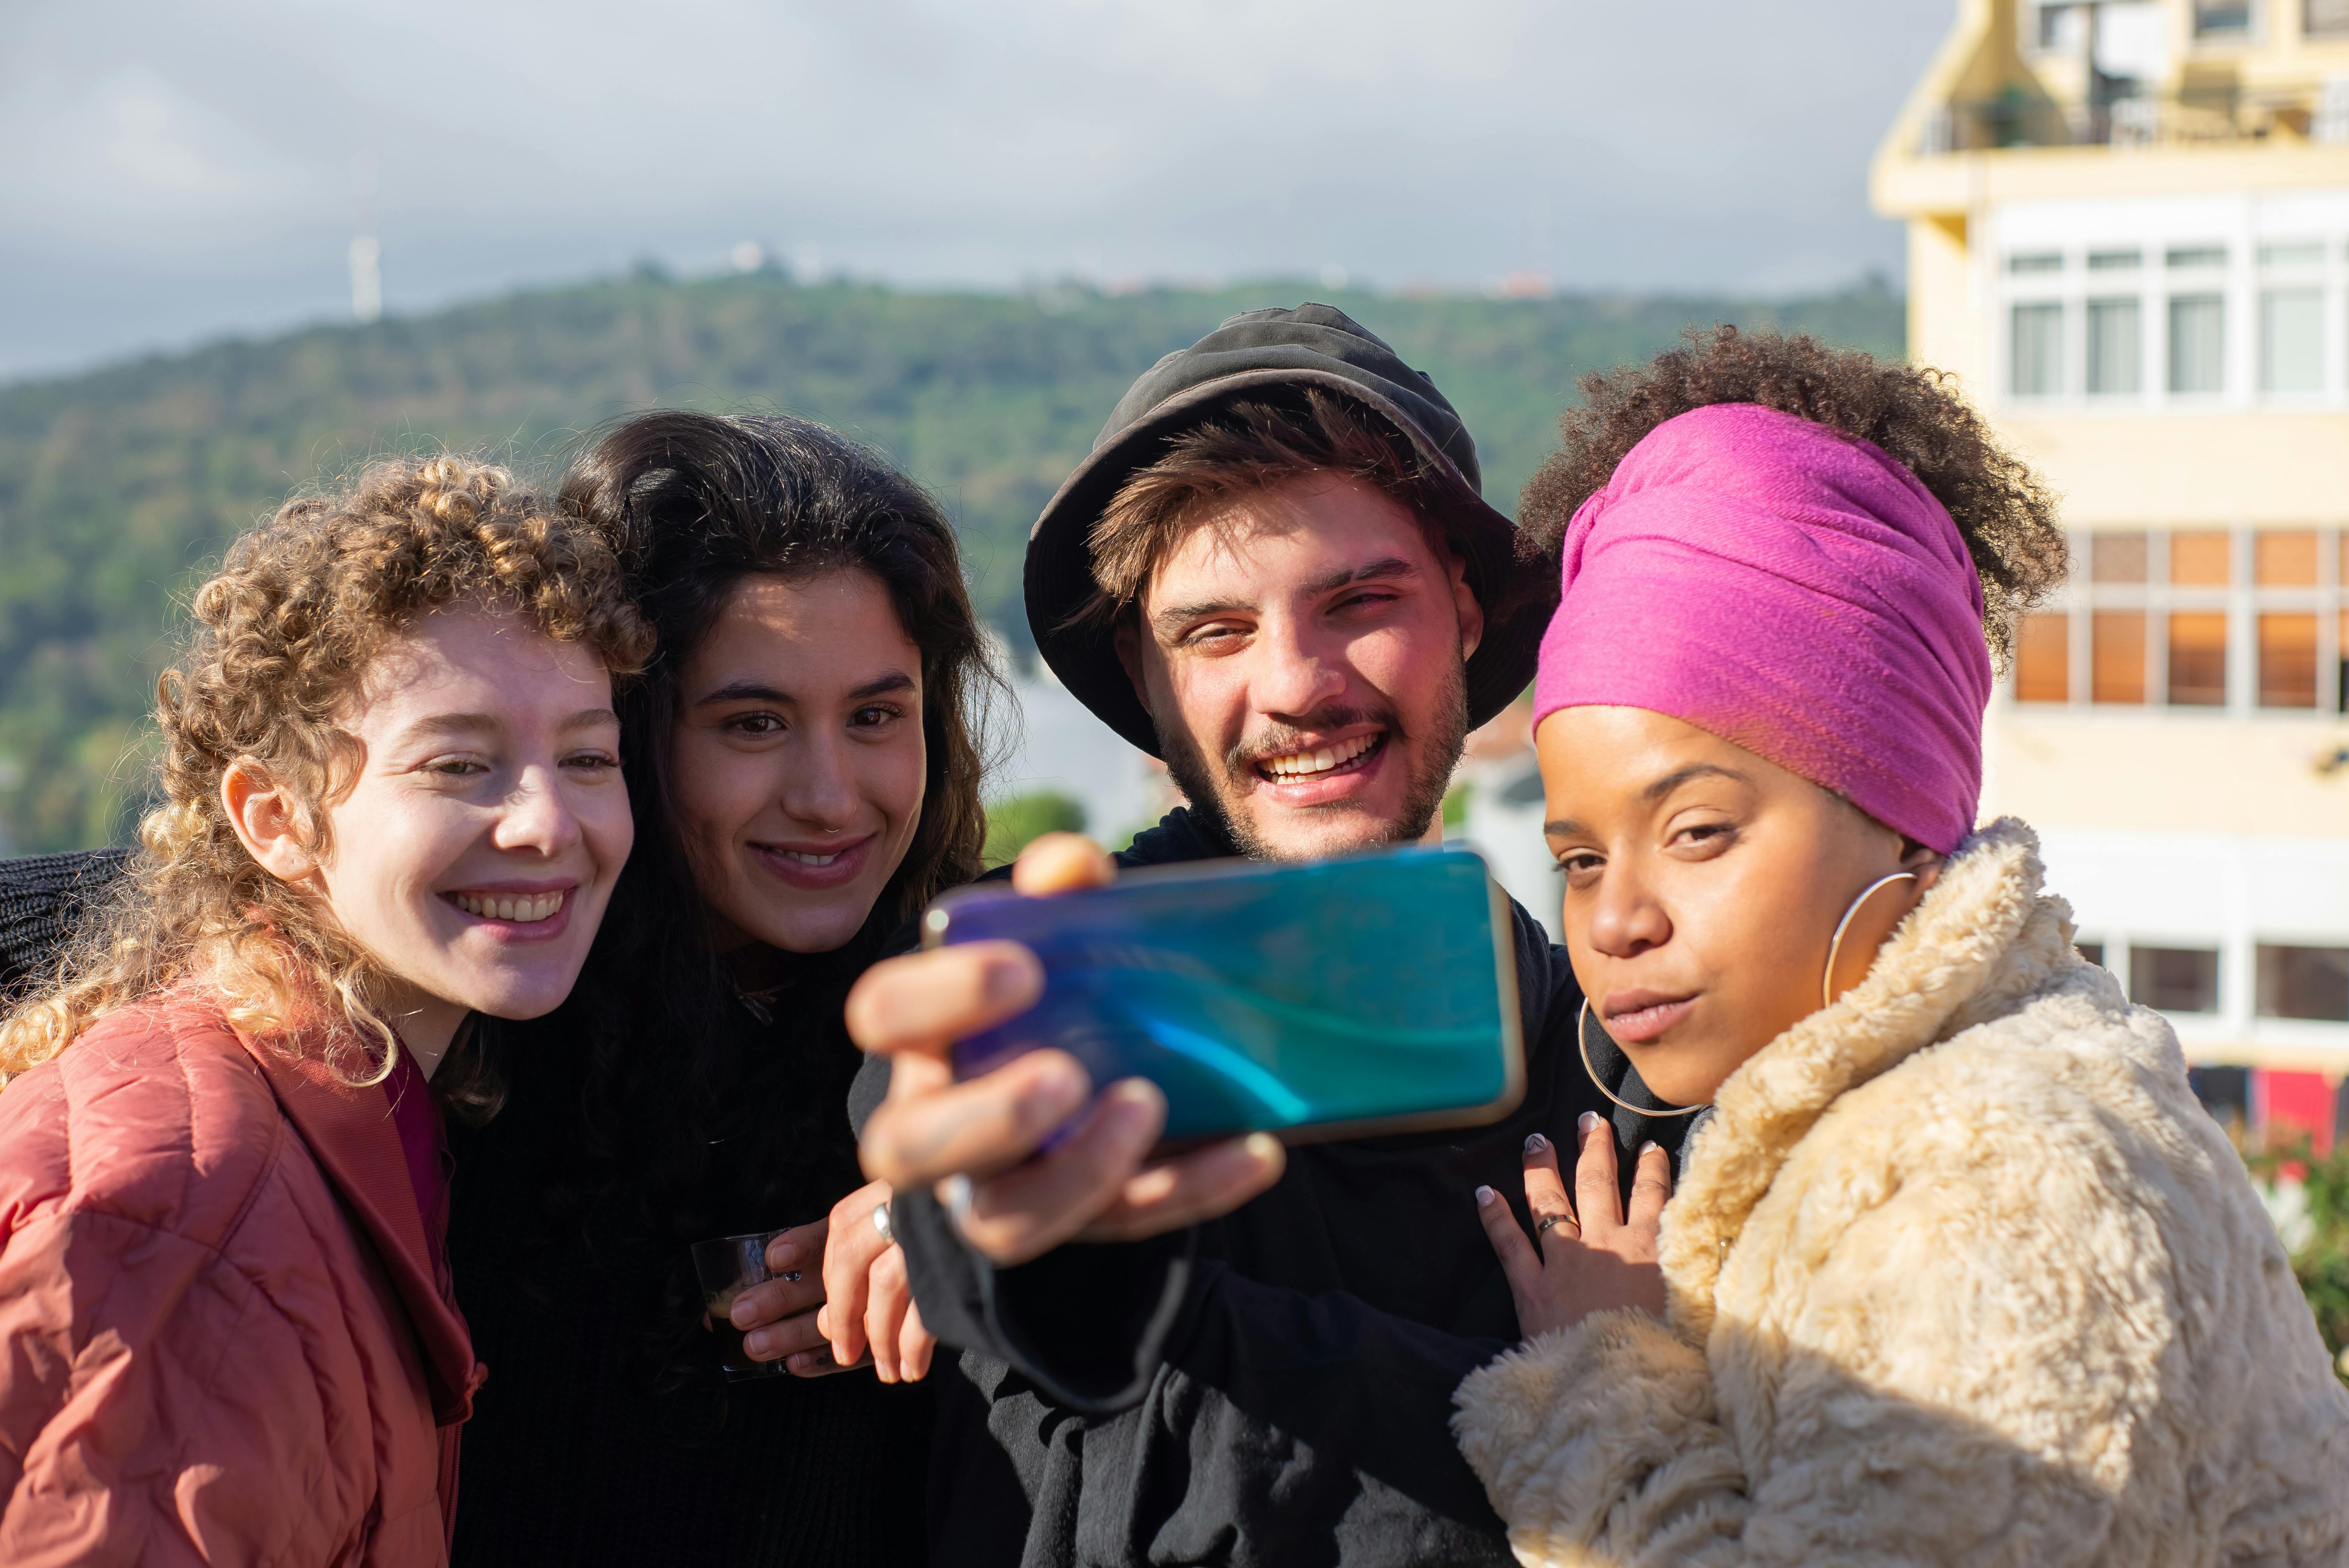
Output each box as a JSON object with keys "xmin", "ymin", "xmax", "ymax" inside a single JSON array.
[
  {"xmin": 1454, "ymin": 332, "xmax": 2349, "ymax": 1567},
  {"xmin": 0, "ymin": 458, "xmax": 648, "ymax": 1564}
]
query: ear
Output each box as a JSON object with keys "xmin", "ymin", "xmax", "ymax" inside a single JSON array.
[
  {"xmin": 1112, "ymin": 618, "xmax": 1156, "ymax": 723},
  {"xmin": 221, "ymin": 760, "xmax": 321, "ymax": 885},
  {"xmin": 1447, "ymin": 551, "xmax": 1484, "ymax": 663},
  {"xmin": 1899, "ymin": 838, "xmax": 1946, "ymax": 900}
]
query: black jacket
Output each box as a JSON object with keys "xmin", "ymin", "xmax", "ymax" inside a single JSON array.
[{"xmin": 852, "ymin": 811, "xmax": 1697, "ymax": 1568}]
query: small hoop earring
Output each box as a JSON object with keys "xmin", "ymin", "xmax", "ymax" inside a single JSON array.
[
  {"xmin": 1577, "ymin": 998, "xmax": 1708, "ymax": 1118},
  {"xmin": 1821, "ymin": 872, "xmax": 1919, "ymax": 1010}
]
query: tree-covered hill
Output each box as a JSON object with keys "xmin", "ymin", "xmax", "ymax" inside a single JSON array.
[{"xmin": 0, "ymin": 270, "xmax": 1900, "ymax": 852}]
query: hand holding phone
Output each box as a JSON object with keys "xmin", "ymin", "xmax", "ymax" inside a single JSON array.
[{"xmin": 847, "ymin": 834, "xmax": 1288, "ymax": 1265}]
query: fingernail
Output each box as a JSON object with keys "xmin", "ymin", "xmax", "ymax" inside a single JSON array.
[
  {"xmin": 1524, "ymin": 1131, "xmax": 1549, "ymax": 1155},
  {"xmin": 729, "ymin": 1299, "xmax": 757, "ymax": 1328},
  {"xmin": 1577, "ymin": 1111, "xmax": 1601, "ymax": 1139},
  {"xmin": 1241, "ymin": 1132, "xmax": 1284, "ymax": 1164},
  {"xmin": 1023, "ymin": 1057, "xmax": 1087, "ymax": 1123},
  {"xmin": 984, "ymin": 956, "xmax": 1031, "ymax": 1003},
  {"xmin": 767, "ymin": 1241, "xmax": 800, "ymax": 1269},
  {"xmin": 1105, "ymin": 1080, "xmax": 1160, "ymax": 1136},
  {"xmin": 1640, "ymin": 1140, "xmax": 1661, "ymax": 1155},
  {"xmin": 1474, "ymin": 1184, "xmax": 1497, "ymax": 1206},
  {"xmin": 743, "ymin": 1328, "xmax": 769, "ymax": 1356}
]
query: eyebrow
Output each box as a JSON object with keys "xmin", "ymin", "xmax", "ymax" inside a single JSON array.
[
  {"xmin": 693, "ymin": 671, "xmax": 916, "ymax": 706},
  {"xmin": 1148, "ymin": 556, "xmax": 1422, "ymax": 638},
  {"xmin": 398, "ymin": 708, "xmax": 617, "ymax": 742},
  {"xmin": 1543, "ymin": 763, "xmax": 1755, "ymax": 838}
]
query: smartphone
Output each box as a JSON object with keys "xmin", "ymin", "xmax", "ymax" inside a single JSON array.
[{"xmin": 921, "ymin": 845, "xmax": 1524, "ymax": 1145}]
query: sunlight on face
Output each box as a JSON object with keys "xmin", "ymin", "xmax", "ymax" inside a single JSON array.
[
  {"xmin": 1122, "ymin": 475, "xmax": 1481, "ymax": 862},
  {"xmin": 1536, "ymin": 706, "xmax": 1937, "ymax": 1107},
  {"xmin": 314, "ymin": 605, "xmax": 631, "ymax": 1054},
  {"xmin": 669, "ymin": 570, "xmax": 927, "ymax": 959}
]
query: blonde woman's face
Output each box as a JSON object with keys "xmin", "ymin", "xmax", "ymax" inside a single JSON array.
[
  {"xmin": 1536, "ymin": 706, "xmax": 1936, "ymax": 1108},
  {"xmin": 668, "ymin": 570, "xmax": 927, "ymax": 959},
  {"xmin": 312, "ymin": 606, "xmax": 632, "ymax": 1053}
]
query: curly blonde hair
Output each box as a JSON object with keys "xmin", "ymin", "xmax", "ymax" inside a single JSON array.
[{"xmin": 0, "ymin": 454, "xmax": 652, "ymax": 1094}]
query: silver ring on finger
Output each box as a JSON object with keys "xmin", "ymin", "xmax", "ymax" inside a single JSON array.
[
  {"xmin": 1535, "ymin": 1211, "xmax": 1578, "ymax": 1236},
  {"xmin": 872, "ymin": 1200, "xmax": 897, "ymax": 1248}
]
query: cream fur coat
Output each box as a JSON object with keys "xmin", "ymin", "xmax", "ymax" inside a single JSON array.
[{"xmin": 1453, "ymin": 819, "xmax": 2349, "ymax": 1567}]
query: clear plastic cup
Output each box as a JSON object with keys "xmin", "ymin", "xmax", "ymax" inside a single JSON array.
[{"xmin": 690, "ymin": 1229, "xmax": 793, "ymax": 1381}]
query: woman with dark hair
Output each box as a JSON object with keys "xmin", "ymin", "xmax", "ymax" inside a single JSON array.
[
  {"xmin": 1452, "ymin": 330, "xmax": 2349, "ymax": 1563},
  {"xmin": 446, "ymin": 410, "xmax": 997, "ymax": 1566}
]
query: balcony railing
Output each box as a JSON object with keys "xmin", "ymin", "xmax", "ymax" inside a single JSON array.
[{"xmin": 1921, "ymin": 78, "xmax": 2349, "ymax": 153}]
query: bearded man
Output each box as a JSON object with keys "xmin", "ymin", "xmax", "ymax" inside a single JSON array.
[{"xmin": 839, "ymin": 306, "xmax": 1698, "ymax": 1566}]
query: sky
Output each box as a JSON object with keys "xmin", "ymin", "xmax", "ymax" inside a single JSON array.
[{"xmin": 0, "ymin": 0, "xmax": 1954, "ymax": 382}]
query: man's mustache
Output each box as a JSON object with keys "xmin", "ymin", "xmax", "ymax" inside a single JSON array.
[{"xmin": 1223, "ymin": 706, "xmax": 1401, "ymax": 775}]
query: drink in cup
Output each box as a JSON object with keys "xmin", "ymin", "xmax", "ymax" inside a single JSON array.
[{"xmin": 690, "ymin": 1229, "xmax": 793, "ymax": 1381}]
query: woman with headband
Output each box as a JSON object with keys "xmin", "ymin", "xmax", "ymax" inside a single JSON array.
[{"xmin": 1453, "ymin": 330, "xmax": 2349, "ymax": 1565}]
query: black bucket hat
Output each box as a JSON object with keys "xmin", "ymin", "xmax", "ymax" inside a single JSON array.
[{"xmin": 1025, "ymin": 303, "xmax": 1554, "ymax": 756}]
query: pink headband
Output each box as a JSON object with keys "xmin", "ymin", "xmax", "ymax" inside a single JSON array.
[{"xmin": 1530, "ymin": 403, "xmax": 1992, "ymax": 854}]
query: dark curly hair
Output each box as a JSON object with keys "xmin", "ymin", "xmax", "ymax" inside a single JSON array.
[{"xmin": 1519, "ymin": 326, "xmax": 2069, "ymax": 665}]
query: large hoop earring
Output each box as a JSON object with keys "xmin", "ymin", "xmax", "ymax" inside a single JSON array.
[
  {"xmin": 1577, "ymin": 998, "xmax": 1708, "ymax": 1118},
  {"xmin": 1821, "ymin": 872, "xmax": 1919, "ymax": 1010}
]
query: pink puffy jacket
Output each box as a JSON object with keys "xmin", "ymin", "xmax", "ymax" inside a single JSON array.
[{"xmin": 0, "ymin": 1000, "xmax": 481, "ymax": 1565}]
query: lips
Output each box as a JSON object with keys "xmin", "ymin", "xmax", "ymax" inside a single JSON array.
[
  {"xmin": 1601, "ymin": 990, "xmax": 1698, "ymax": 1044},
  {"xmin": 750, "ymin": 832, "xmax": 874, "ymax": 890}
]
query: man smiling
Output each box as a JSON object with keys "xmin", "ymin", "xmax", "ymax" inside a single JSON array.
[{"xmin": 840, "ymin": 305, "xmax": 1710, "ymax": 1567}]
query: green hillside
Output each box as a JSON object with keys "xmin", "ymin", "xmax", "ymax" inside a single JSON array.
[{"xmin": 0, "ymin": 270, "xmax": 1901, "ymax": 852}]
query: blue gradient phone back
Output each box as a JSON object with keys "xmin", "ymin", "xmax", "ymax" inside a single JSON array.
[{"xmin": 924, "ymin": 846, "xmax": 1524, "ymax": 1143}]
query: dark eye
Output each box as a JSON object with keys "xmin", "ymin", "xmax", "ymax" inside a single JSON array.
[
  {"xmin": 563, "ymin": 750, "xmax": 619, "ymax": 772},
  {"xmin": 1554, "ymin": 851, "xmax": 1602, "ymax": 882},
  {"xmin": 850, "ymin": 703, "xmax": 904, "ymax": 729},
  {"xmin": 430, "ymin": 757, "xmax": 488, "ymax": 777},
  {"xmin": 727, "ymin": 713, "xmax": 784, "ymax": 736}
]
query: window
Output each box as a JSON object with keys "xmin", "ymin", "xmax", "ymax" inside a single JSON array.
[
  {"xmin": 2190, "ymin": 1065, "xmax": 2251, "ymax": 1126},
  {"xmin": 2257, "ymin": 530, "xmax": 2319, "ymax": 587},
  {"xmin": 2009, "ymin": 251, "xmax": 2065, "ymax": 274},
  {"xmin": 2168, "ymin": 612, "xmax": 2230, "ymax": 705},
  {"xmin": 2168, "ymin": 245, "xmax": 2229, "ymax": 269},
  {"xmin": 2134, "ymin": 946, "xmax": 2221, "ymax": 1012},
  {"xmin": 2020, "ymin": 529, "xmax": 2348, "ymax": 716},
  {"xmin": 2308, "ymin": 0, "xmax": 2349, "ymax": 37},
  {"xmin": 2077, "ymin": 941, "xmax": 2106, "ymax": 968},
  {"xmin": 2089, "ymin": 248, "xmax": 2143, "ymax": 272},
  {"xmin": 2088, "ymin": 298, "xmax": 2142, "ymax": 394},
  {"xmin": 2170, "ymin": 295, "xmax": 2226, "ymax": 393},
  {"xmin": 2261, "ymin": 241, "xmax": 2327, "ymax": 267},
  {"xmin": 2257, "ymin": 944, "xmax": 2349, "ymax": 1021},
  {"xmin": 2013, "ymin": 303, "xmax": 2064, "ymax": 396},
  {"xmin": 2094, "ymin": 531, "xmax": 2149, "ymax": 583},
  {"xmin": 2194, "ymin": 0, "xmax": 2254, "ymax": 35},
  {"xmin": 2093, "ymin": 611, "xmax": 2148, "ymax": 702},
  {"xmin": 2016, "ymin": 613, "xmax": 2070, "ymax": 703},
  {"xmin": 2261, "ymin": 289, "xmax": 2324, "ymax": 393},
  {"xmin": 2260, "ymin": 613, "xmax": 2319, "ymax": 706},
  {"xmin": 2172, "ymin": 530, "xmax": 2232, "ymax": 586}
]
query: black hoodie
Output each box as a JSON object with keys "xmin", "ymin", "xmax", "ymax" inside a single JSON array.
[{"xmin": 852, "ymin": 809, "xmax": 1697, "ymax": 1568}]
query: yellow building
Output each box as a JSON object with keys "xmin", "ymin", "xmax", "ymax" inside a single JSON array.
[{"xmin": 1875, "ymin": 0, "xmax": 2349, "ymax": 1140}]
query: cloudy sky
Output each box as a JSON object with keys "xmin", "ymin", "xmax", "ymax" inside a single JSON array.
[{"xmin": 2, "ymin": 0, "xmax": 1952, "ymax": 381}]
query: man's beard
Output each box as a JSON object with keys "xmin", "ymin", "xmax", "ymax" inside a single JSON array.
[{"xmin": 1156, "ymin": 654, "xmax": 1471, "ymax": 862}]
